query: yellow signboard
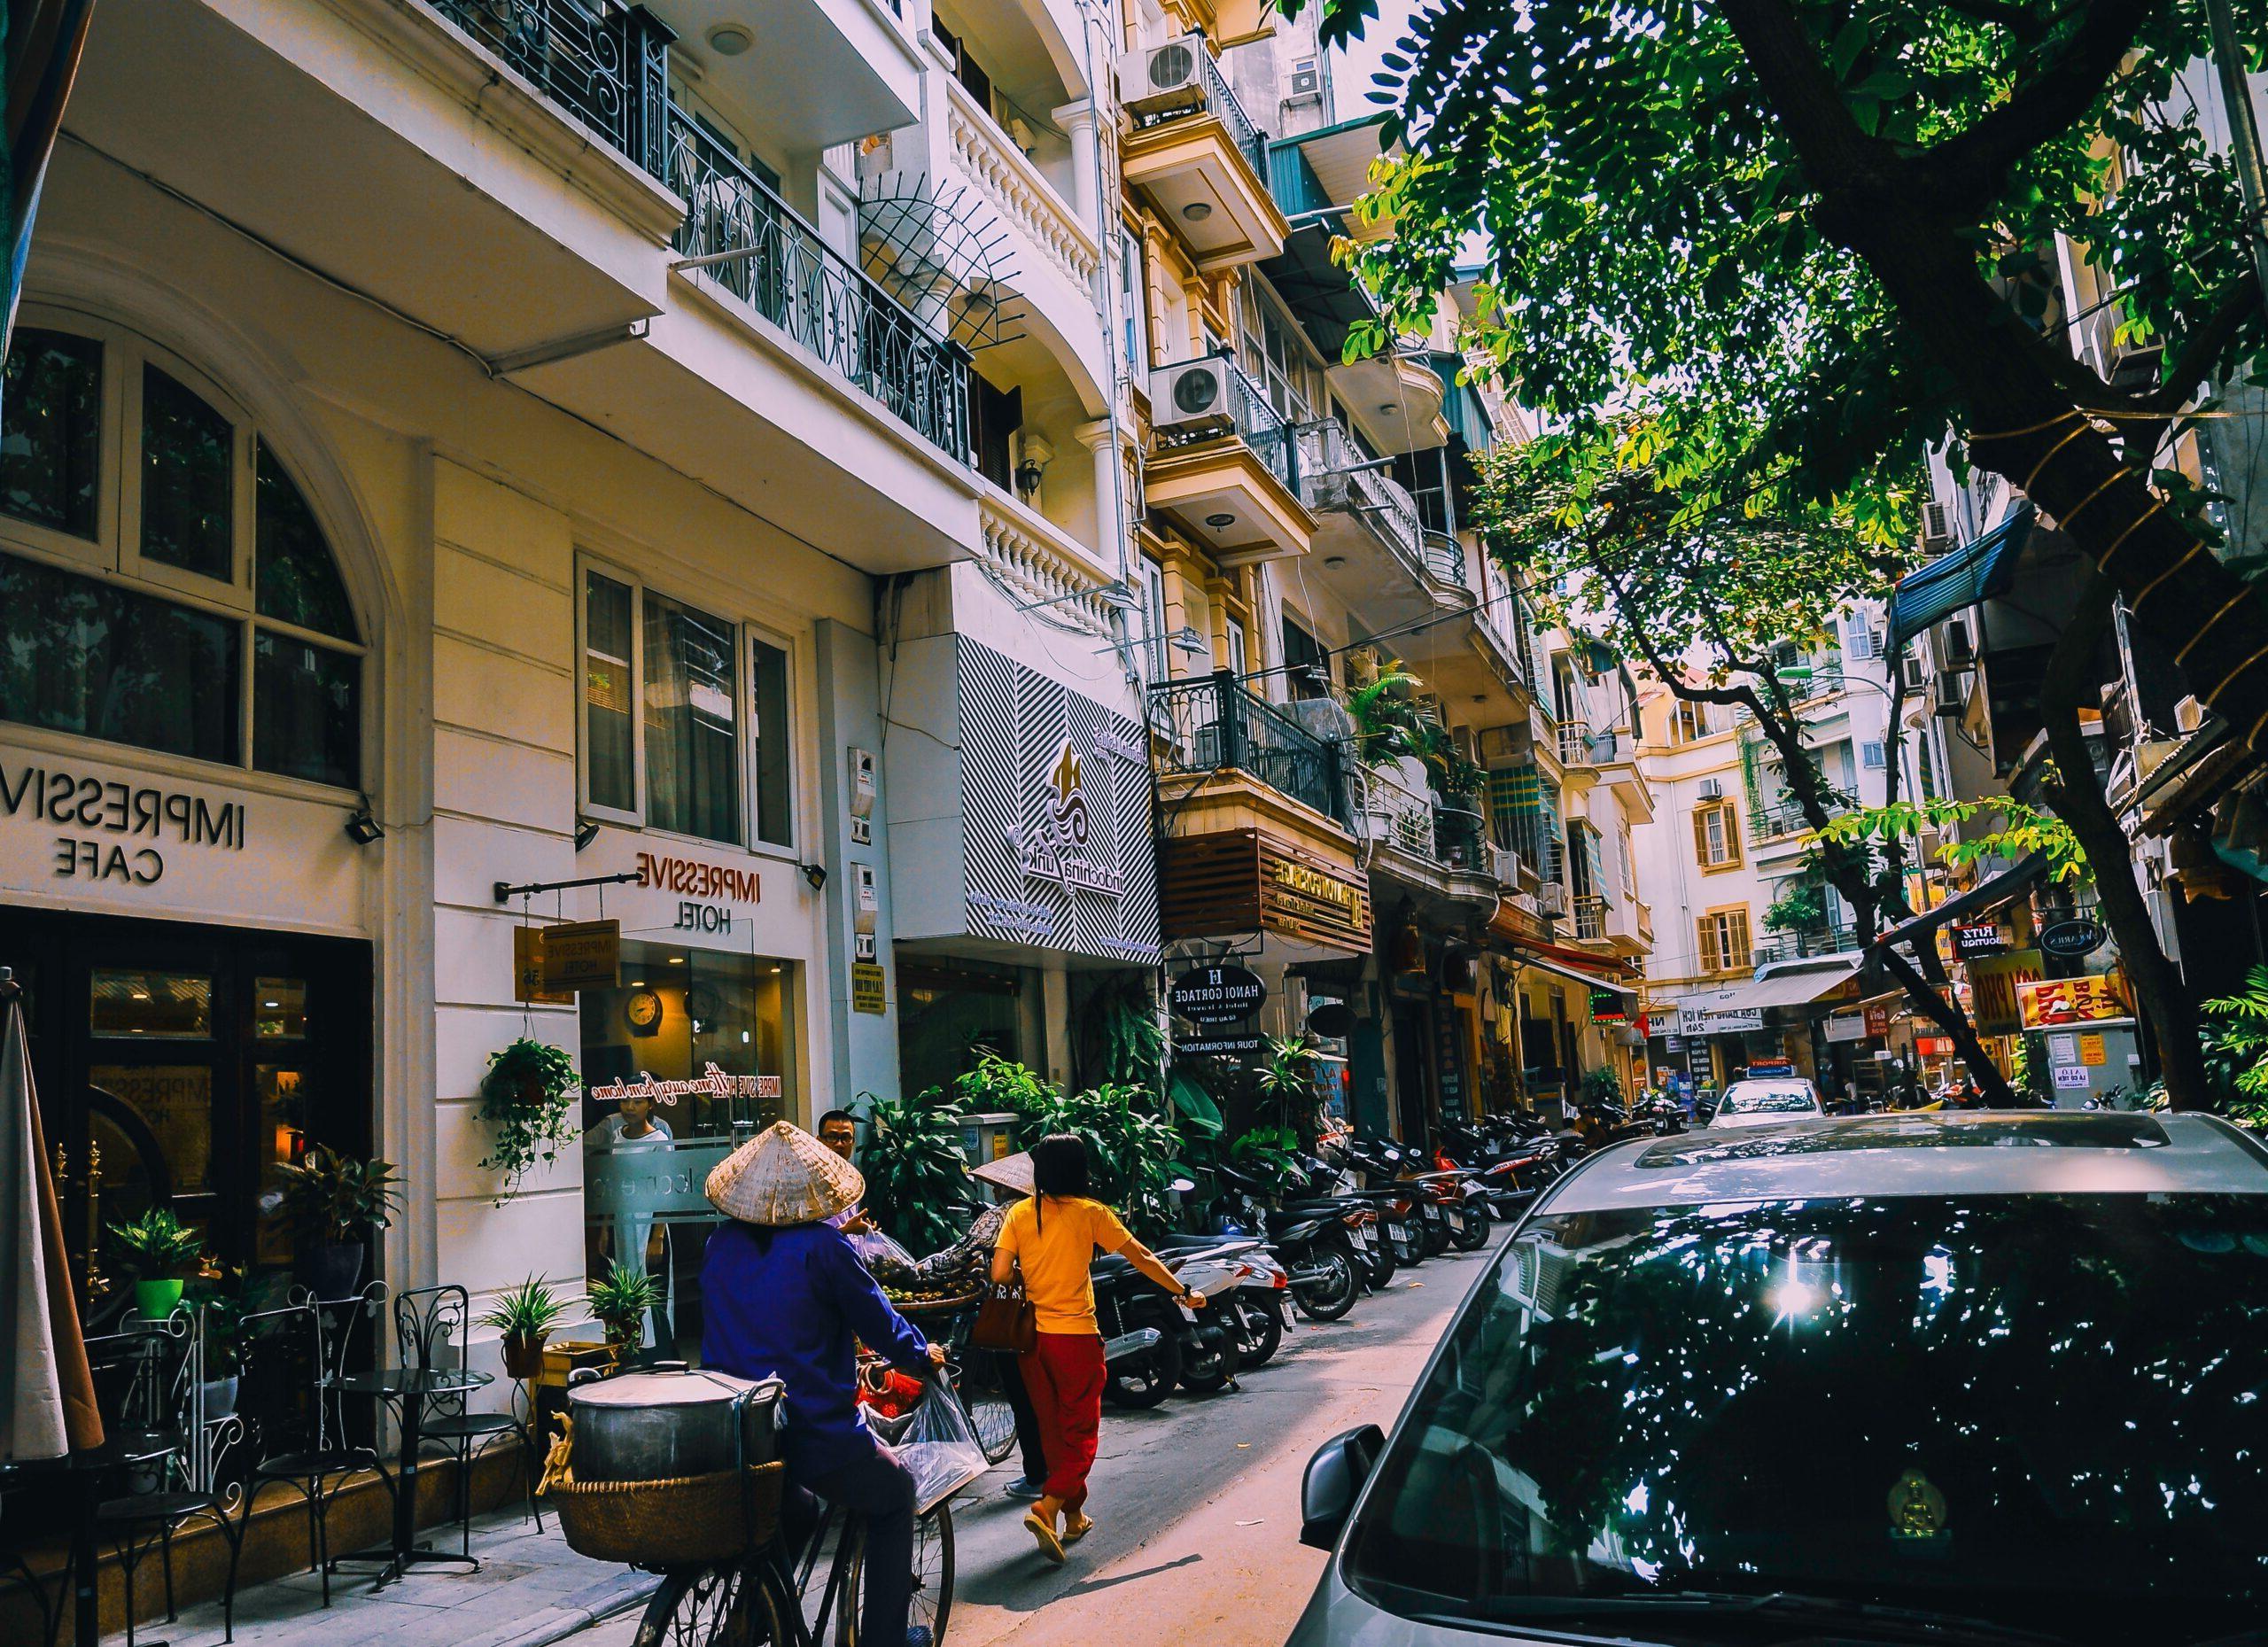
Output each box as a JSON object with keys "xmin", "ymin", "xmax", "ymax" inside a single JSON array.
[
  {"xmin": 541, "ymin": 920, "xmax": 621, "ymax": 990},
  {"xmin": 1967, "ymin": 950, "xmax": 2044, "ymax": 1037},
  {"xmin": 513, "ymin": 926, "xmax": 573, "ymax": 1004},
  {"xmin": 850, "ymin": 962, "xmax": 886, "ymax": 1015},
  {"xmin": 2017, "ymin": 974, "xmax": 2130, "ymax": 1030},
  {"xmin": 2079, "ymin": 1032, "xmax": 2107, "ymax": 1067}
]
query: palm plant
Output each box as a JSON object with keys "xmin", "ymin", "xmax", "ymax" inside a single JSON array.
[
  {"xmin": 2201, "ymin": 967, "xmax": 2268, "ymax": 1128},
  {"xmin": 858, "ymin": 1086, "xmax": 973, "ymax": 1253},
  {"xmin": 586, "ymin": 1261, "xmax": 661, "ymax": 1350}
]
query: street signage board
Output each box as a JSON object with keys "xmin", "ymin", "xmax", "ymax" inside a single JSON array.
[
  {"xmin": 1178, "ymin": 1033, "xmax": 1262, "ymax": 1057},
  {"xmin": 1864, "ymin": 1002, "xmax": 1891, "ymax": 1038},
  {"xmin": 2018, "ymin": 974, "xmax": 2130, "ymax": 1029},
  {"xmin": 2053, "ymin": 1064, "xmax": 2093, "ymax": 1090},
  {"xmin": 1589, "ymin": 986, "xmax": 1627, "ymax": 1024},
  {"xmin": 1967, "ymin": 950, "xmax": 2043, "ymax": 1037},
  {"xmin": 1170, "ymin": 964, "xmax": 1266, "ymax": 1025},
  {"xmin": 513, "ymin": 925, "xmax": 573, "ymax": 1004},
  {"xmin": 850, "ymin": 962, "xmax": 886, "ymax": 1015},
  {"xmin": 540, "ymin": 919, "xmax": 621, "ymax": 990},
  {"xmin": 1678, "ymin": 1005, "xmax": 1765, "ymax": 1035},
  {"xmin": 2039, "ymin": 918, "xmax": 2108, "ymax": 958},
  {"xmin": 1824, "ymin": 1014, "xmax": 1865, "ymax": 1044}
]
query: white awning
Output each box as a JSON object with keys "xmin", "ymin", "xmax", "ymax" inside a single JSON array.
[{"xmin": 1672, "ymin": 960, "xmax": 1861, "ymax": 1033}]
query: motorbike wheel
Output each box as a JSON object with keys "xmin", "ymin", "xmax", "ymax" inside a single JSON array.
[
  {"xmin": 1233, "ymin": 1296, "xmax": 1284, "ymax": 1366},
  {"xmin": 1104, "ymin": 1325, "xmax": 1181, "ymax": 1409},
  {"xmin": 1449, "ymin": 1206, "xmax": 1493, "ymax": 1253},
  {"xmin": 1176, "ymin": 1325, "xmax": 1242, "ymax": 1395},
  {"xmin": 1293, "ymin": 1248, "xmax": 1359, "ymax": 1323},
  {"xmin": 1361, "ymin": 1239, "xmax": 1397, "ymax": 1289},
  {"xmin": 1419, "ymin": 1210, "xmax": 1452, "ymax": 1259}
]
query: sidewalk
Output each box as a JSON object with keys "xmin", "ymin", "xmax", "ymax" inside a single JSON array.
[{"xmin": 151, "ymin": 1509, "xmax": 658, "ymax": 1647}]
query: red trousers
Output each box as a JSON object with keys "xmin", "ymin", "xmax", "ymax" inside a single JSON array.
[{"xmin": 1017, "ymin": 1332, "xmax": 1107, "ymax": 1510}]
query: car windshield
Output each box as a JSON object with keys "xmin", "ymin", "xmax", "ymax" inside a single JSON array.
[
  {"xmin": 1718, "ymin": 1085, "xmax": 1814, "ymax": 1113},
  {"xmin": 1341, "ymin": 1194, "xmax": 2268, "ymax": 1643}
]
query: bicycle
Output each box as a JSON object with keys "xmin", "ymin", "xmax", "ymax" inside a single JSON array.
[{"xmin": 632, "ymin": 1487, "xmax": 953, "ymax": 1647}]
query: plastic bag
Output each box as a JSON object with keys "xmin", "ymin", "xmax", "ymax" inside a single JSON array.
[
  {"xmin": 893, "ymin": 1379, "xmax": 989, "ymax": 1513},
  {"xmin": 849, "ymin": 1226, "xmax": 919, "ymax": 1285}
]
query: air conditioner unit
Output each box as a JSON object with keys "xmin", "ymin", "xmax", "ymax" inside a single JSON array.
[
  {"xmin": 1944, "ymin": 620, "xmax": 1976, "ymax": 668},
  {"xmin": 1900, "ymin": 653, "xmax": 1928, "ymax": 691},
  {"xmin": 1698, "ymin": 777, "xmax": 1724, "ymax": 801},
  {"xmin": 2176, "ymin": 694, "xmax": 2207, "ymax": 734},
  {"xmin": 1121, "ymin": 35, "xmax": 1210, "ymax": 117},
  {"xmin": 1537, "ymin": 881, "xmax": 1569, "ymax": 917},
  {"xmin": 1487, "ymin": 845, "xmax": 1522, "ymax": 885},
  {"xmin": 1933, "ymin": 671, "xmax": 1968, "ymax": 716},
  {"xmin": 1288, "ymin": 57, "xmax": 1322, "ymax": 98},
  {"xmin": 1921, "ymin": 501, "xmax": 1953, "ymax": 551},
  {"xmin": 1150, "ymin": 356, "xmax": 1236, "ymax": 435}
]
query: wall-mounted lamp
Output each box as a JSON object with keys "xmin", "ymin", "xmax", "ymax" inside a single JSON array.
[
  {"xmin": 1170, "ymin": 625, "xmax": 1208, "ymax": 656},
  {"xmin": 1014, "ymin": 432, "xmax": 1054, "ymax": 499},
  {"xmin": 574, "ymin": 819, "xmax": 602, "ymax": 851},
  {"xmin": 344, "ymin": 809, "xmax": 384, "ymax": 846},
  {"xmin": 803, "ymin": 862, "xmax": 829, "ymax": 891}
]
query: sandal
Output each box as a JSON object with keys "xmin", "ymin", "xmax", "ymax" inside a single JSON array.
[
  {"xmin": 1023, "ymin": 1509, "xmax": 1067, "ymax": 1565},
  {"xmin": 1062, "ymin": 1514, "xmax": 1094, "ymax": 1544}
]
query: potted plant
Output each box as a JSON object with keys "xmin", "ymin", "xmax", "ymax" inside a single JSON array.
[
  {"xmin": 275, "ymin": 1145, "xmax": 405, "ymax": 1299},
  {"xmin": 187, "ymin": 1266, "xmax": 268, "ymax": 1419},
  {"xmin": 478, "ymin": 1037, "xmax": 582, "ymax": 1204},
  {"xmin": 586, "ymin": 1260, "xmax": 661, "ymax": 1359},
  {"xmin": 482, "ymin": 1276, "xmax": 568, "ymax": 1379},
  {"xmin": 108, "ymin": 1208, "xmax": 207, "ymax": 1319}
]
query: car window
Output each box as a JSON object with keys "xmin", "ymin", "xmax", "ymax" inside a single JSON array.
[
  {"xmin": 1719, "ymin": 1084, "xmax": 1816, "ymax": 1113},
  {"xmin": 1340, "ymin": 1194, "xmax": 2268, "ymax": 1643}
]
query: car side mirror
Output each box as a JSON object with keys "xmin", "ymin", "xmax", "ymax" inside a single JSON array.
[{"xmin": 1300, "ymin": 1423, "xmax": 1385, "ymax": 1550}]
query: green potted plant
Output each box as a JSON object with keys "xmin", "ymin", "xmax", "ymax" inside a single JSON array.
[
  {"xmin": 482, "ymin": 1276, "xmax": 569, "ymax": 1379},
  {"xmin": 275, "ymin": 1146, "xmax": 405, "ymax": 1299},
  {"xmin": 108, "ymin": 1208, "xmax": 207, "ymax": 1319},
  {"xmin": 187, "ymin": 1266, "xmax": 270, "ymax": 1418},
  {"xmin": 586, "ymin": 1260, "xmax": 661, "ymax": 1359},
  {"xmin": 478, "ymin": 1037, "xmax": 582, "ymax": 1204}
]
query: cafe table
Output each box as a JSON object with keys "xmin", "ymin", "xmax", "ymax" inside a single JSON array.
[{"xmin": 324, "ymin": 1366, "xmax": 493, "ymax": 1587}]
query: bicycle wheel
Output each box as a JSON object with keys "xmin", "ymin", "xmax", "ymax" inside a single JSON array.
[
  {"xmin": 953, "ymin": 1359, "xmax": 1020, "ymax": 1466},
  {"xmin": 633, "ymin": 1561, "xmax": 788, "ymax": 1647},
  {"xmin": 837, "ymin": 1502, "xmax": 956, "ymax": 1646}
]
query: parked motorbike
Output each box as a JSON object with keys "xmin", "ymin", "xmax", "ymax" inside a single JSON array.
[
  {"xmin": 1093, "ymin": 1252, "xmax": 1185, "ymax": 1409},
  {"xmin": 1208, "ymin": 1165, "xmax": 1365, "ymax": 1323}
]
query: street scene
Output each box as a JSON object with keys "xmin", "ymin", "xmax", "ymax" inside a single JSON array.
[{"xmin": 3, "ymin": 0, "xmax": 2267, "ymax": 1644}]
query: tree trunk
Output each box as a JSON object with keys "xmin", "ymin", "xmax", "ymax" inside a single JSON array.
[{"xmin": 2037, "ymin": 575, "xmax": 2210, "ymax": 1107}]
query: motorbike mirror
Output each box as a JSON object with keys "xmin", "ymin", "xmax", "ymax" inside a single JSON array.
[{"xmin": 1301, "ymin": 1423, "xmax": 1386, "ymax": 1550}]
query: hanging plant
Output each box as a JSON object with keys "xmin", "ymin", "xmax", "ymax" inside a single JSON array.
[{"xmin": 479, "ymin": 1037, "xmax": 582, "ymax": 1204}]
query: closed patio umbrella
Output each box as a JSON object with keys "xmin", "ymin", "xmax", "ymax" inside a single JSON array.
[{"xmin": 0, "ymin": 967, "xmax": 100, "ymax": 1460}]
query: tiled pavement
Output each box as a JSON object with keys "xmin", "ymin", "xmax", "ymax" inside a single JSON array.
[{"xmin": 146, "ymin": 1509, "xmax": 659, "ymax": 1647}]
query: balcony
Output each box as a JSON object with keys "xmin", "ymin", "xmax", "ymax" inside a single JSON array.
[
  {"xmin": 1296, "ymin": 419, "xmax": 1472, "ymax": 630},
  {"xmin": 1572, "ymin": 892, "xmax": 1654, "ymax": 957},
  {"xmin": 1355, "ymin": 760, "xmax": 1499, "ymax": 909},
  {"xmin": 668, "ymin": 111, "xmax": 970, "ymax": 461},
  {"xmin": 1749, "ymin": 798, "xmax": 1845, "ymax": 850},
  {"xmin": 1121, "ymin": 35, "xmax": 1288, "ymax": 270},
  {"xmin": 1751, "ymin": 923, "xmax": 1860, "ymax": 966},
  {"xmin": 1571, "ymin": 894, "xmax": 1608, "ymax": 943},
  {"xmin": 1557, "ymin": 720, "xmax": 1596, "ymax": 768},
  {"xmin": 1150, "ymin": 672, "xmax": 1350, "ymax": 828},
  {"xmin": 1146, "ymin": 360, "xmax": 1315, "ymax": 563}
]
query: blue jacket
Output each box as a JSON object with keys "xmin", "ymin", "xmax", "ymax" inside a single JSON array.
[{"xmin": 699, "ymin": 1219, "xmax": 931, "ymax": 1478}]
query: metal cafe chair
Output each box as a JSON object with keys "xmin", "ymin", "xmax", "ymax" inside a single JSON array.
[
  {"xmin": 392, "ymin": 1285, "xmax": 543, "ymax": 1555},
  {"xmin": 0, "ymin": 1464, "xmax": 59, "ymax": 1647},
  {"xmin": 80, "ymin": 1315, "xmax": 245, "ymax": 1647},
  {"xmin": 237, "ymin": 1290, "xmax": 389, "ymax": 1605}
]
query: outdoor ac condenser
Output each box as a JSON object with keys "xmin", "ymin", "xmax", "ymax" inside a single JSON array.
[
  {"xmin": 1121, "ymin": 36, "xmax": 1209, "ymax": 117},
  {"xmin": 1150, "ymin": 357, "xmax": 1236, "ymax": 436},
  {"xmin": 1538, "ymin": 881, "xmax": 1570, "ymax": 916}
]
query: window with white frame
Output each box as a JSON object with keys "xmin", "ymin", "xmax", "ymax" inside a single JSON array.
[
  {"xmin": 579, "ymin": 562, "xmax": 795, "ymax": 849},
  {"xmin": 1135, "ymin": 555, "xmax": 1169, "ymax": 680},
  {"xmin": 0, "ymin": 319, "xmax": 365, "ymax": 789}
]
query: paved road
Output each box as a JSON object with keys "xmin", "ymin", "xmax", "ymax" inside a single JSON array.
[{"xmin": 578, "ymin": 1230, "xmax": 1499, "ymax": 1647}]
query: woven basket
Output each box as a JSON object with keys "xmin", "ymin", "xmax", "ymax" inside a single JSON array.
[{"xmin": 548, "ymin": 1461, "xmax": 785, "ymax": 1566}]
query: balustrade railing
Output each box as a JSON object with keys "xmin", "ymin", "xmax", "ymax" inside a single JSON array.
[
  {"xmin": 429, "ymin": 0, "xmax": 672, "ymax": 175},
  {"xmin": 978, "ymin": 496, "xmax": 1116, "ymax": 638},
  {"xmin": 1149, "ymin": 671, "xmax": 1348, "ymax": 825},
  {"xmin": 668, "ymin": 111, "xmax": 970, "ymax": 460},
  {"xmin": 944, "ymin": 78, "xmax": 1100, "ymax": 293},
  {"xmin": 1751, "ymin": 922, "xmax": 1860, "ymax": 966},
  {"xmin": 1157, "ymin": 357, "xmax": 1296, "ymax": 493},
  {"xmin": 1557, "ymin": 720, "xmax": 1594, "ymax": 767},
  {"xmin": 1749, "ymin": 799, "xmax": 1837, "ymax": 843},
  {"xmin": 1571, "ymin": 894, "xmax": 1608, "ymax": 942}
]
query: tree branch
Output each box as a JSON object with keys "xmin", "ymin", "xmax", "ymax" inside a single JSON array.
[{"xmin": 1916, "ymin": 0, "xmax": 2170, "ymax": 212}]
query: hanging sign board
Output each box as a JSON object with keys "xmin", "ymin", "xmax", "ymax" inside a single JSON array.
[
  {"xmin": 1589, "ymin": 987, "xmax": 1628, "ymax": 1024},
  {"xmin": 1951, "ymin": 923, "xmax": 2005, "ymax": 959},
  {"xmin": 1864, "ymin": 1002, "xmax": 1891, "ymax": 1038},
  {"xmin": 1824, "ymin": 1014, "xmax": 1866, "ymax": 1045},
  {"xmin": 540, "ymin": 919, "xmax": 621, "ymax": 989},
  {"xmin": 1169, "ymin": 964, "xmax": 1266, "ymax": 1025},
  {"xmin": 1178, "ymin": 1033, "xmax": 1262, "ymax": 1057},
  {"xmin": 1967, "ymin": 950, "xmax": 2043, "ymax": 1037},
  {"xmin": 2039, "ymin": 918, "xmax": 2108, "ymax": 959},
  {"xmin": 513, "ymin": 926, "xmax": 574, "ymax": 1005}
]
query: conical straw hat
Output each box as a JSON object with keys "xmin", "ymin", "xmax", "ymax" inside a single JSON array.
[
  {"xmin": 968, "ymin": 1150, "xmax": 1034, "ymax": 1197},
  {"xmin": 705, "ymin": 1121, "xmax": 865, "ymax": 1226}
]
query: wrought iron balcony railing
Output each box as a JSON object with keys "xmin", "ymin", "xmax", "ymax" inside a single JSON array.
[
  {"xmin": 1571, "ymin": 893, "xmax": 1607, "ymax": 942},
  {"xmin": 1420, "ymin": 530, "xmax": 1466, "ymax": 588},
  {"xmin": 1434, "ymin": 803, "xmax": 1487, "ymax": 872},
  {"xmin": 668, "ymin": 111, "xmax": 970, "ymax": 460},
  {"xmin": 1749, "ymin": 799, "xmax": 1843, "ymax": 843},
  {"xmin": 1156, "ymin": 357, "xmax": 1297, "ymax": 493},
  {"xmin": 1557, "ymin": 720, "xmax": 1594, "ymax": 766},
  {"xmin": 1149, "ymin": 671, "xmax": 1348, "ymax": 826},
  {"xmin": 1294, "ymin": 420, "xmax": 1454, "ymax": 586},
  {"xmin": 430, "ymin": 0, "xmax": 672, "ymax": 176},
  {"xmin": 1751, "ymin": 922, "xmax": 1860, "ymax": 966},
  {"xmin": 1131, "ymin": 35, "xmax": 1268, "ymax": 180}
]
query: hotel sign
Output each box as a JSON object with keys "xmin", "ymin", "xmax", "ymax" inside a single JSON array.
[{"xmin": 1159, "ymin": 828, "xmax": 1371, "ymax": 953}]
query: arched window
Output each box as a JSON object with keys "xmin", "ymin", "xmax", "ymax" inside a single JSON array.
[{"xmin": 0, "ymin": 319, "xmax": 363, "ymax": 789}]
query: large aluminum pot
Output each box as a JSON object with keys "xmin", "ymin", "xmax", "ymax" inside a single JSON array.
[{"xmin": 566, "ymin": 1369, "xmax": 783, "ymax": 1483}]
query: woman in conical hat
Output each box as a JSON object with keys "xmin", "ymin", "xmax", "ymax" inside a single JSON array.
[{"xmin": 699, "ymin": 1120, "xmax": 945, "ymax": 1647}]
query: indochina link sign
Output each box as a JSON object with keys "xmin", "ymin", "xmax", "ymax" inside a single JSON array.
[{"xmin": 2, "ymin": 759, "xmax": 247, "ymax": 885}]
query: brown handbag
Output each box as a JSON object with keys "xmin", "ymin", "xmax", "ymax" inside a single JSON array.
[{"xmin": 969, "ymin": 1268, "xmax": 1037, "ymax": 1355}]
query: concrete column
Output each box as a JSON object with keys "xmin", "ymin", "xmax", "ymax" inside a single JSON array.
[
  {"xmin": 1076, "ymin": 418, "xmax": 1119, "ymax": 564},
  {"xmin": 814, "ymin": 619, "xmax": 901, "ymax": 1112},
  {"xmin": 1053, "ymin": 99, "xmax": 1100, "ymax": 229},
  {"xmin": 1040, "ymin": 964, "xmax": 1075, "ymax": 1089}
]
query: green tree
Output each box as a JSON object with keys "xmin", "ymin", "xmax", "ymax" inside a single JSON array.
[{"xmin": 1293, "ymin": 0, "xmax": 2268, "ymax": 771}]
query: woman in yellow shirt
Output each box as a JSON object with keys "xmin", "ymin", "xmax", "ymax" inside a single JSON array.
[{"xmin": 990, "ymin": 1133, "xmax": 1205, "ymax": 1562}]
